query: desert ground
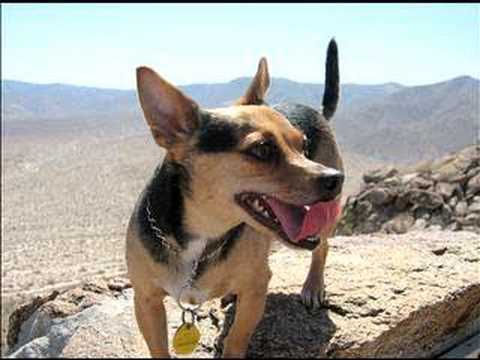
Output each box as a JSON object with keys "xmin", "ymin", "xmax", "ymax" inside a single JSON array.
[
  {"xmin": 1, "ymin": 132, "xmax": 154, "ymax": 350},
  {"xmin": 1, "ymin": 129, "xmax": 383, "ymax": 351}
]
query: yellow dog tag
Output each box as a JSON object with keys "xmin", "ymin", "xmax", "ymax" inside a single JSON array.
[{"xmin": 173, "ymin": 322, "xmax": 201, "ymax": 355}]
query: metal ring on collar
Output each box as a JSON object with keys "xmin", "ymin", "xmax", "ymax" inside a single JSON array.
[
  {"xmin": 177, "ymin": 299, "xmax": 201, "ymax": 313},
  {"xmin": 181, "ymin": 308, "xmax": 197, "ymax": 325},
  {"xmin": 176, "ymin": 287, "xmax": 202, "ymax": 313}
]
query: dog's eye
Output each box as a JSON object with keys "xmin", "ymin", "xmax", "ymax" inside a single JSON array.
[{"xmin": 246, "ymin": 140, "xmax": 277, "ymax": 162}]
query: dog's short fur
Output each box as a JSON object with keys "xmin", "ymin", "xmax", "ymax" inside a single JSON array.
[{"xmin": 126, "ymin": 39, "xmax": 344, "ymax": 358}]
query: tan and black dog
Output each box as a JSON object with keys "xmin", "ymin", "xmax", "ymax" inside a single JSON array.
[{"xmin": 126, "ymin": 39, "xmax": 344, "ymax": 358}]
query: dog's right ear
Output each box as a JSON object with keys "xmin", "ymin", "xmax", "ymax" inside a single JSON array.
[
  {"xmin": 235, "ymin": 57, "xmax": 270, "ymax": 106},
  {"xmin": 136, "ymin": 66, "xmax": 200, "ymax": 149}
]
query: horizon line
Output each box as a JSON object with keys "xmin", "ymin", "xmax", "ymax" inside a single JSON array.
[{"xmin": 2, "ymin": 74, "xmax": 478, "ymax": 92}]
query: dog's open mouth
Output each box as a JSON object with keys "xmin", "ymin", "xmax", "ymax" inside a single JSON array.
[{"xmin": 235, "ymin": 193, "xmax": 341, "ymax": 250}]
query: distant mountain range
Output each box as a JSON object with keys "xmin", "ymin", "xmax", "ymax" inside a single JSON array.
[
  {"xmin": 3, "ymin": 80, "xmax": 137, "ymax": 121},
  {"xmin": 334, "ymin": 75, "xmax": 479, "ymax": 162},
  {"xmin": 2, "ymin": 75, "xmax": 478, "ymax": 163},
  {"xmin": 2, "ymin": 78, "xmax": 403, "ymax": 120}
]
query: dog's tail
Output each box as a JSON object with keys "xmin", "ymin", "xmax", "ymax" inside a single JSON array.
[{"xmin": 322, "ymin": 38, "xmax": 339, "ymax": 120}]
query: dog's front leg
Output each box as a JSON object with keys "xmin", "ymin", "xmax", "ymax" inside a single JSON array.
[
  {"xmin": 301, "ymin": 237, "xmax": 329, "ymax": 309},
  {"xmin": 222, "ymin": 285, "xmax": 268, "ymax": 358},
  {"xmin": 134, "ymin": 291, "xmax": 170, "ymax": 358}
]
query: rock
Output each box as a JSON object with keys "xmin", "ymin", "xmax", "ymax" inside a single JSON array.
[
  {"xmin": 431, "ymin": 247, "xmax": 448, "ymax": 256},
  {"xmin": 363, "ymin": 166, "xmax": 398, "ymax": 184},
  {"xmin": 337, "ymin": 146, "xmax": 479, "ymax": 236},
  {"xmin": 407, "ymin": 190, "xmax": 444, "ymax": 209},
  {"xmin": 431, "ymin": 163, "xmax": 457, "ymax": 182},
  {"xmin": 358, "ymin": 188, "xmax": 393, "ymax": 206},
  {"xmin": 360, "ymin": 221, "xmax": 382, "ymax": 234},
  {"xmin": 435, "ymin": 182, "xmax": 457, "ymax": 199},
  {"xmin": 383, "ymin": 213, "xmax": 415, "ymax": 234},
  {"xmin": 469, "ymin": 200, "xmax": 480, "ymax": 213},
  {"xmin": 7, "ymin": 280, "xmax": 133, "ymax": 355},
  {"xmin": 6, "ymin": 231, "xmax": 480, "ymax": 358},
  {"xmin": 9, "ymin": 287, "xmax": 147, "ymax": 358},
  {"xmin": 467, "ymin": 167, "xmax": 480, "ymax": 179},
  {"xmin": 467, "ymin": 173, "xmax": 480, "ymax": 195},
  {"xmin": 394, "ymin": 192, "xmax": 411, "ymax": 211},
  {"xmin": 107, "ymin": 277, "xmax": 131, "ymax": 292},
  {"xmin": 355, "ymin": 200, "xmax": 373, "ymax": 215},
  {"xmin": 400, "ymin": 173, "xmax": 419, "ymax": 185},
  {"xmin": 412, "ymin": 218, "xmax": 427, "ymax": 230},
  {"xmin": 345, "ymin": 195, "xmax": 356, "ymax": 207},
  {"xmin": 410, "ymin": 176, "xmax": 434, "ymax": 190},
  {"xmin": 383, "ymin": 176, "xmax": 402, "ymax": 187},
  {"xmin": 455, "ymin": 201, "xmax": 468, "ymax": 217},
  {"xmin": 448, "ymin": 196, "xmax": 458, "ymax": 209},
  {"xmin": 431, "ymin": 147, "xmax": 478, "ymax": 183},
  {"xmin": 413, "ymin": 207, "xmax": 432, "ymax": 220},
  {"xmin": 459, "ymin": 213, "xmax": 480, "ymax": 227},
  {"xmin": 440, "ymin": 204, "xmax": 453, "ymax": 220},
  {"xmin": 7, "ymin": 291, "xmax": 60, "ymax": 351},
  {"xmin": 446, "ymin": 222, "xmax": 460, "ymax": 231}
]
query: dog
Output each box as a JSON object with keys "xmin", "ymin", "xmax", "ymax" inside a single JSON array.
[{"xmin": 126, "ymin": 39, "xmax": 344, "ymax": 358}]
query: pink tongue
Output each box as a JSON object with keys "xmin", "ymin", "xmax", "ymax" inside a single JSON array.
[{"xmin": 266, "ymin": 198, "xmax": 341, "ymax": 243}]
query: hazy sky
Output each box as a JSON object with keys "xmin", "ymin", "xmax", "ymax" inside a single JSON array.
[{"xmin": 2, "ymin": 4, "xmax": 479, "ymax": 89}]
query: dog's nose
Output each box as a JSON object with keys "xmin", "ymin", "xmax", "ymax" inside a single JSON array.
[{"xmin": 317, "ymin": 169, "xmax": 344, "ymax": 200}]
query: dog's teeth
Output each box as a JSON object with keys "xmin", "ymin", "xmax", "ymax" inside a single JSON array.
[
  {"xmin": 253, "ymin": 200, "xmax": 263, "ymax": 212},
  {"xmin": 261, "ymin": 195, "xmax": 266, "ymax": 200},
  {"xmin": 263, "ymin": 210, "xmax": 270, "ymax": 218},
  {"xmin": 305, "ymin": 205, "xmax": 311, "ymax": 211}
]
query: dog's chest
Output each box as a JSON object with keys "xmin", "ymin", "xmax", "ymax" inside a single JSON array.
[{"xmin": 155, "ymin": 237, "xmax": 211, "ymax": 304}]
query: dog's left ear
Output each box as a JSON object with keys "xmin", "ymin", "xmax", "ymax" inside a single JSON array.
[{"xmin": 236, "ymin": 57, "xmax": 270, "ymax": 105}]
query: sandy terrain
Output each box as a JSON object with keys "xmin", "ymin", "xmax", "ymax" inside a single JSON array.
[
  {"xmin": 2, "ymin": 134, "xmax": 157, "ymax": 296},
  {"xmin": 0, "ymin": 130, "xmax": 381, "ymax": 351}
]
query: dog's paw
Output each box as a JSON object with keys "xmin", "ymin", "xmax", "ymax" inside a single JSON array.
[{"xmin": 301, "ymin": 280, "xmax": 326, "ymax": 310}]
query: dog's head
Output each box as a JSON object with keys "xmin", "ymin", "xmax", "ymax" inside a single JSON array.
[{"xmin": 136, "ymin": 40, "xmax": 343, "ymax": 251}]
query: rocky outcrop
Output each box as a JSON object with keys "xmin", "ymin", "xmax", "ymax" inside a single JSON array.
[
  {"xmin": 6, "ymin": 231, "xmax": 480, "ymax": 358},
  {"xmin": 338, "ymin": 146, "xmax": 480, "ymax": 235}
]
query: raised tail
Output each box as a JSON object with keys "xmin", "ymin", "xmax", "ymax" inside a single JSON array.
[{"xmin": 322, "ymin": 38, "xmax": 339, "ymax": 120}]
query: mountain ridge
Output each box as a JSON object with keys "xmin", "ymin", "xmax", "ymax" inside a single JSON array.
[
  {"xmin": 2, "ymin": 75, "xmax": 478, "ymax": 164},
  {"xmin": 4, "ymin": 74, "xmax": 477, "ymax": 91}
]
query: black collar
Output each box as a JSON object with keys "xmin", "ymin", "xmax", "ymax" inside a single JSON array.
[{"xmin": 193, "ymin": 223, "xmax": 245, "ymax": 280}]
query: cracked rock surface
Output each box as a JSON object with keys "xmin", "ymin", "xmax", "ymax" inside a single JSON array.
[{"xmin": 6, "ymin": 231, "xmax": 480, "ymax": 358}]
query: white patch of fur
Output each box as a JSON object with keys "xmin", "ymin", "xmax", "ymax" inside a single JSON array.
[
  {"xmin": 180, "ymin": 236, "xmax": 207, "ymax": 263},
  {"xmin": 154, "ymin": 236, "xmax": 210, "ymax": 305}
]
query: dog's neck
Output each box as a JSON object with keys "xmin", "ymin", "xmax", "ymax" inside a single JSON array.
[
  {"xmin": 142, "ymin": 159, "xmax": 243, "ymax": 255},
  {"xmin": 183, "ymin": 196, "xmax": 243, "ymax": 240}
]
